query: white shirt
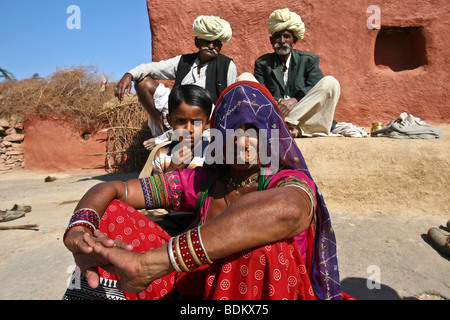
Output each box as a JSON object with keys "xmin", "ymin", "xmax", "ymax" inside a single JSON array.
[
  {"xmin": 283, "ymin": 54, "xmax": 292, "ymax": 99},
  {"xmin": 128, "ymin": 55, "xmax": 237, "ymax": 87}
]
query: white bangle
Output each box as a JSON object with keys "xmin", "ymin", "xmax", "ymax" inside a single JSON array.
[
  {"xmin": 167, "ymin": 237, "xmax": 182, "ymax": 273},
  {"xmin": 123, "ymin": 181, "xmax": 128, "ymax": 203},
  {"xmin": 197, "ymin": 226, "xmax": 213, "ymax": 264}
]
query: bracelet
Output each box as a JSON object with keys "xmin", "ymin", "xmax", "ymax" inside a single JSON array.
[
  {"xmin": 123, "ymin": 181, "xmax": 128, "ymax": 203},
  {"xmin": 168, "ymin": 238, "xmax": 182, "ymax": 272},
  {"xmin": 63, "ymin": 208, "xmax": 100, "ymax": 241},
  {"xmin": 167, "ymin": 226, "xmax": 212, "ymax": 273}
]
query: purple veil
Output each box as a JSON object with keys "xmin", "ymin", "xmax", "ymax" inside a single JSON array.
[{"xmin": 210, "ymin": 81, "xmax": 342, "ymax": 300}]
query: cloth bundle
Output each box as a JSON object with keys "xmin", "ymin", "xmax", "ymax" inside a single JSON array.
[
  {"xmin": 331, "ymin": 122, "xmax": 368, "ymax": 138},
  {"xmin": 372, "ymin": 113, "xmax": 442, "ymax": 139}
]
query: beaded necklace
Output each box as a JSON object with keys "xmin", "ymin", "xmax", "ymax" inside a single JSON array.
[{"xmin": 227, "ymin": 172, "xmax": 259, "ymax": 195}]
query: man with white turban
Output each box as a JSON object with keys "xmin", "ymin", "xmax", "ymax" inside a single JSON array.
[
  {"xmin": 115, "ymin": 15, "xmax": 237, "ymax": 150},
  {"xmin": 254, "ymin": 8, "xmax": 340, "ymax": 137}
]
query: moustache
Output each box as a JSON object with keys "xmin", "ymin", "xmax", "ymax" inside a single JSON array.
[
  {"xmin": 274, "ymin": 43, "xmax": 291, "ymax": 55},
  {"xmin": 201, "ymin": 47, "xmax": 219, "ymax": 55},
  {"xmin": 274, "ymin": 43, "xmax": 291, "ymax": 49}
]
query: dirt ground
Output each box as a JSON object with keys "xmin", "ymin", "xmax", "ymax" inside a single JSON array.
[{"xmin": 0, "ymin": 125, "xmax": 449, "ymax": 300}]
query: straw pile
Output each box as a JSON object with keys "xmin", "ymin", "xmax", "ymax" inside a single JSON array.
[
  {"xmin": 101, "ymin": 94, "xmax": 152, "ymax": 172},
  {"xmin": 0, "ymin": 66, "xmax": 152, "ymax": 172},
  {"xmin": 0, "ymin": 66, "xmax": 112, "ymax": 132}
]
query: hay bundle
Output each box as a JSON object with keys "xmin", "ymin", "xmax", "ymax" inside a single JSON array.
[
  {"xmin": 1, "ymin": 66, "xmax": 153, "ymax": 172},
  {"xmin": 101, "ymin": 94, "xmax": 152, "ymax": 172},
  {"xmin": 0, "ymin": 66, "xmax": 112, "ymax": 132}
]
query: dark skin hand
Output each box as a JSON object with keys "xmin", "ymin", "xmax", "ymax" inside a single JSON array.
[
  {"xmin": 278, "ymin": 97, "xmax": 299, "ymax": 117},
  {"xmin": 114, "ymin": 73, "xmax": 133, "ymax": 102}
]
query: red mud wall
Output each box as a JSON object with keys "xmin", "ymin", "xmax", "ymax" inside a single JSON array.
[
  {"xmin": 147, "ymin": 0, "xmax": 450, "ymax": 125},
  {"xmin": 23, "ymin": 117, "xmax": 106, "ymax": 171}
]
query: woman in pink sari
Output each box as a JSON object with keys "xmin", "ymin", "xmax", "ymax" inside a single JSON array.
[{"xmin": 63, "ymin": 81, "xmax": 351, "ymax": 300}]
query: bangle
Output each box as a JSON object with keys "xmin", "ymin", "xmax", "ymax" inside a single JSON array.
[
  {"xmin": 196, "ymin": 226, "xmax": 213, "ymax": 264},
  {"xmin": 63, "ymin": 208, "xmax": 100, "ymax": 241},
  {"xmin": 167, "ymin": 238, "xmax": 182, "ymax": 272},
  {"xmin": 123, "ymin": 181, "xmax": 128, "ymax": 203},
  {"xmin": 167, "ymin": 226, "xmax": 212, "ymax": 273}
]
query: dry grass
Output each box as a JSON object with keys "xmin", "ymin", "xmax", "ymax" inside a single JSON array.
[
  {"xmin": 101, "ymin": 94, "xmax": 152, "ymax": 172},
  {"xmin": 0, "ymin": 66, "xmax": 114, "ymax": 132},
  {"xmin": 0, "ymin": 66, "xmax": 153, "ymax": 172}
]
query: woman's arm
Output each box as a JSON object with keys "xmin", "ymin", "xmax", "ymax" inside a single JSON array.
[
  {"xmin": 73, "ymin": 179, "xmax": 146, "ymax": 215},
  {"xmin": 82, "ymin": 184, "xmax": 313, "ymax": 293},
  {"xmin": 63, "ymin": 179, "xmax": 147, "ymax": 289},
  {"xmin": 200, "ymin": 185, "xmax": 312, "ymax": 260}
]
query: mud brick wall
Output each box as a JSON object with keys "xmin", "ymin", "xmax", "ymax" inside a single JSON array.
[{"xmin": 146, "ymin": 0, "xmax": 450, "ymax": 125}]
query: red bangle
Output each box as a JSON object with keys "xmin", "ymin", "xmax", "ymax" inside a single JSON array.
[
  {"xmin": 63, "ymin": 221, "xmax": 96, "ymax": 242},
  {"xmin": 168, "ymin": 226, "xmax": 212, "ymax": 273}
]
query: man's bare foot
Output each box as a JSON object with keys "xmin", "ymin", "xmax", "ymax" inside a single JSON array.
[{"xmin": 143, "ymin": 138, "xmax": 157, "ymax": 151}]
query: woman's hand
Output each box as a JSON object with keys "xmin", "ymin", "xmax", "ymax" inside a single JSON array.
[
  {"xmin": 83, "ymin": 233, "xmax": 174, "ymax": 294},
  {"xmin": 64, "ymin": 228, "xmax": 133, "ymax": 289}
]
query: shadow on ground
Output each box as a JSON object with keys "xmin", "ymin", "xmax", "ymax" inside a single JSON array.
[{"xmin": 341, "ymin": 277, "xmax": 418, "ymax": 300}]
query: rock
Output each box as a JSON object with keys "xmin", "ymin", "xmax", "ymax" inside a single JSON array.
[
  {"xmin": 5, "ymin": 150, "xmax": 23, "ymax": 156},
  {"xmin": 13, "ymin": 123, "xmax": 24, "ymax": 130},
  {"xmin": 5, "ymin": 127, "xmax": 17, "ymax": 135},
  {"xmin": 0, "ymin": 119, "xmax": 9, "ymax": 127},
  {"xmin": 3, "ymin": 133, "xmax": 24, "ymax": 142}
]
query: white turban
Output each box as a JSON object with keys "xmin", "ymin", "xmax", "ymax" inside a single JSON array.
[
  {"xmin": 192, "ymin": 15, "xmax": 232, "ymax": 42},
  {"xmin": 267, "ymin": 8, "xmax": 305, "ymax": 40}
]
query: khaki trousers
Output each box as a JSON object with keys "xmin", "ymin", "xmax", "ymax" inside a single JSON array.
[{"xmin": 285, "ymin": 76, "xmax": 340, "ymax": 137}]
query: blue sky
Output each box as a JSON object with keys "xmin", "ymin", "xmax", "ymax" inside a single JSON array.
[{"xmin": 0, "ymin": 1, "xmax": 152, "ymax": 81}]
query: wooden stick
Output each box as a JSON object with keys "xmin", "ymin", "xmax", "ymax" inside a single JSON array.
[{"xmin": 0, "ymin": 224, "xmax": 39, "ymax": 230}]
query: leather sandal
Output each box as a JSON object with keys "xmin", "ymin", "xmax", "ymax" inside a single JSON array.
[{"xmin": 427, "ymin": 227, "xmax": 450, "ymax": 256}]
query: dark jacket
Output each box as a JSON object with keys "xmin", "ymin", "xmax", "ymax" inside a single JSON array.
[
  {"xmin": 174, "ymin": 53, "xmax": 233, "ymax": 104},
  {"xmin": 254, "ymin": 49, "xmax": 324, "ymax": 102}
]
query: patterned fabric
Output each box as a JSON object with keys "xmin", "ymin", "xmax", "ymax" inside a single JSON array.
[
  {"xmin": 204, "ymin": 239, "xmax": 317, "ymax": 299},
  {"xmin": 211, "ymin": 81, "xmax": 342, "ymax": 300},
  {"xmin": 275, "ymin": 176, "xmax": 316, "ymax": 203},
  {"xmin": 62, "ymin": 274, "xmax": 126, "ymax": 300},
  {"xmin": 73, "ymin": 199, "xmax": 320, "ymax": 300},
  {"xmin": 139, "ymin": 174, "xmax": 171, "ymax": 209},
  {"xmin": 99, "ymin": 200, "xmax": 175, "ymax": 300}
]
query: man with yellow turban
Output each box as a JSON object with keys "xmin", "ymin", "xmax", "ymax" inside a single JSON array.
[
  {"xmin": 115, "ymin": 15, "xmax": 237, "ymax": 150},
  {"xmin": 254, "ymin": 8, "xmax": 340, "ymax": 137}
]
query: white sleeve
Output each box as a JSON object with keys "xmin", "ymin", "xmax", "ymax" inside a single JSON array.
[
  {"xmin": 128, "ymin": 56, "xmax": 182, "ymax": 82},
  {"xmin": 227, "ymin": 60, "xmax": 238, "ymax": 85}
]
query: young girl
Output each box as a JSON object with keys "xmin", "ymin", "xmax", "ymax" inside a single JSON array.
[{"xmin": 152, "ymin": 84, "xmax": 212, "ymax": 174}]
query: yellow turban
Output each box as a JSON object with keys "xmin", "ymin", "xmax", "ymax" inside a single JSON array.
[
  {"xmin": 192, "ymin": 15, "xmax": 232, "ymax": 42},
  {"xmin": 267, "ymin": 8, "xmax": 305, "ymax": 40}
]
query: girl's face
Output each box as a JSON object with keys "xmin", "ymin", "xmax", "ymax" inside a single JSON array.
[{"xmin": 167, "ymin": 102, "xmax": 209, "ymax": 148}]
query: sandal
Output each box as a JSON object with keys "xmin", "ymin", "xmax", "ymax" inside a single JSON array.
[{"xmin": 427, "ymin": 227, "xmax": 450, "ymax": 256}]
